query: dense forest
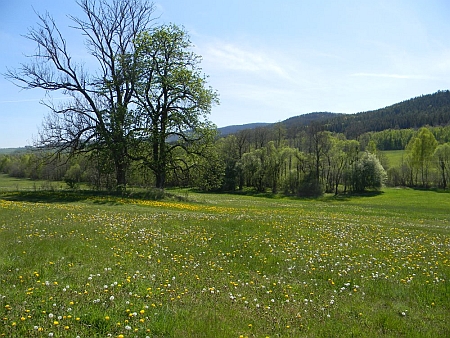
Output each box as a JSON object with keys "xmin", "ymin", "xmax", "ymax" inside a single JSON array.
[
  {"xmin": 2, "ymin": 90, "xmax": 450, "ymax": 196},
  {"xmin": 319, "ymin": 90, "xmax": 450, "ymax": 138},
  {"xmin": 281, "ymin": 90, "xmax": 450, "ymax": 144}
]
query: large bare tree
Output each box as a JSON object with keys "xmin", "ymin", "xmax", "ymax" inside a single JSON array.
[{"xmin": 6, "ymin": 0, "xmax": 156, "ymax": 190}]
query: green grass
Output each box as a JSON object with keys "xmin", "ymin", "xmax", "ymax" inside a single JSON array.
[
  {"xmin": 0, "ymin": 176, "xmax": 449, "ymax": 337},
  {"xmin": 0, "ymin": 174, "xmax": 65, "ymax": 192},
  {"xmin": 382, "ymin": 150, "xmax": 406, "ymax": 167}
]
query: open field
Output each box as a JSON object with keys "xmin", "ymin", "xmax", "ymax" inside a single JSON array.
[
  {"xmin": 381, "ymin": 150, "xmax": 406, "ymax": 168},
  {"xmin": 0, "ymin": 176, "xmax": 449, "ymax": 337}
]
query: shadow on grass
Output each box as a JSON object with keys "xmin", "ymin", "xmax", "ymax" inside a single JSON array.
[
  {"xmin": 189, "ymin": 187, "xmax": 385, "ymax": 201},
  {"xmin": 412, "ymin": 187, "xmax": 450, "ymax": 194},
  {"xmin": 0, "ymin": 189, "xmax": 179, "ymax": 204},
  {"xmin": 0, "ymin": 190, "xmax": 116, "ymax": 204},
  {"xmin": 323, "ymin": 190, "xmax": 385, "ymax": 202}
]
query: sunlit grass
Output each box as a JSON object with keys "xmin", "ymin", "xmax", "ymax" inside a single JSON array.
[
  {"xmin": 382, "ymin": 150, "xmax": 406, "ymax": 167},
  {"xmin": 0, "ymin": 174, "xmax": 64, "ymax": 192},
  {"xmin": 0, "ymin": 180, "xmax": 449, "ymax": 337}
]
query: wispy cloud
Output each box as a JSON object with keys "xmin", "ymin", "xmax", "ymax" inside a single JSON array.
[
  {"xmin": 350, "ymin": 72, "xmax": 429, "ymax": 80},
  {"xmin": 351, "ymin": 73, "xmax": 418, "ymax": 79},
  {"xmin": 0, "ymin": 97, "xmax": 68, "ymax": 104},
  {"xmin": 202, "ymin": 42, "xmax": 293, "ymax": 81}
]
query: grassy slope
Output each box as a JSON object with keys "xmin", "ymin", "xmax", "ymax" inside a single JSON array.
[
  {"xmin": 381, "ymin": 150, "xmax": 406, "ymax": 167},
  {"xmin": 0, "ymin": 177, "xmax": 449, "ymax": 337}
]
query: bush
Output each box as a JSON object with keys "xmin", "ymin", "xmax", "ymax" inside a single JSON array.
[{"xmin": 351, "ymin": 152, "xmax": 387, "ymax": 192}]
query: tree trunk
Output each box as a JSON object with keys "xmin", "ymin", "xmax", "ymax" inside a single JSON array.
[
  {"xmin": 115, "ymin": 157, "xmax": 127, "ymax": 191},
  {"xmin": 155, "ymin": 170, "xmax": 165, "ymax": 189},
  {"xmin": 440, "ymin": 161, "xmax": 447, "ymax": 189}
]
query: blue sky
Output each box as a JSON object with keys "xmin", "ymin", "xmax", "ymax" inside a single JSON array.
[{"xmin": 2, "ymin": 0, "xmax": 450, "ymax": 148}]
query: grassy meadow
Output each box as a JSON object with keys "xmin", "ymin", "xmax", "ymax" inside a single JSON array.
[
  {"xmin": 0, "ymin": 174, "xmax": 449, "ymax": 337},
  {"xmin": 381, "ymin": 150, "xmax": 406, "ymax": 168}
]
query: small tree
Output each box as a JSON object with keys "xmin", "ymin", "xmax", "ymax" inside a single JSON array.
[
  {"xmin": 64, "ymin": 163, "xmax": 82, "ymax": 189},
  {"xmin": 434, "ymin": 143, "xmax": 450, "ymax": 189},
  {"xmin": 406, "ymin": 127, "xmax": 438, "ymax": 187},
  {"xmin": 351, "ymin": 152, "xmax": 387, "ymax": 192},
  {"xmin": 216, "ymin": 135, "xmax": 240, "ymax": 191}
]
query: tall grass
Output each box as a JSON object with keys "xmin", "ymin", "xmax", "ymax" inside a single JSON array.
[{"xmin": 0, "ymin": 177, "xmax": 449, "ymax": 337}]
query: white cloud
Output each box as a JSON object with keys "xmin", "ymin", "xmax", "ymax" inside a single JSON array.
[
  {"xmin": 0, "ymin": 97, "xmax": 68, "ymax": 104},
  {"xmin": 201, "ymin": 42, "xmax": 294, "ymax": 81},
  {"xmin": 350, "ymin": 73, "xmax": 425, "ymax": 80}
]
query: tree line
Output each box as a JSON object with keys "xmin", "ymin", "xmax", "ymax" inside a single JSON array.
[
  {"xmin": 324, "ymin": 90, "xmax": 450, "ymax": 139},
  {"xmin": 3, "ymin": 122, "xmax": 450, "ymax": 194}
]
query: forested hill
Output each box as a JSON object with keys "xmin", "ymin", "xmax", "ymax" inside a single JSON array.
[
  {"xmin": 281, "ymin": 112, "xmax": 341, "ymax": 127},
  {"xmin": 218, "ymin": 123, "xmax": 270, "ymax": 136},
  {"xmin": 323, "ymin": 90, "xmax": 450, "ymax": 138}
]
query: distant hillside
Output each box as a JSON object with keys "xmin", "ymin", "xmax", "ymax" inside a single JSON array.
[
  {"xmin": 217, "ymin": 123, "xmax": 270, "ymax": 136},
  {"xmin": 281, "ymin": 112, "xmax": 341, "ymax": 127},
  {"xmin": 0, "ymin": 147, "xmax": 33, "ymax": 155},
  {"xmin": 216, "ymin": 113, "xmax": 342, "ymax": 138},
  {"xmin": 3, "ymin": 91, "xmax": 450, "ymax": 151},
  {"xmin": 324, "ymin": 90, "xmax": 450, "ymax": 138}
]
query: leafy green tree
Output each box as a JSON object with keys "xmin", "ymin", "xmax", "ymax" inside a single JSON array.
[
  {"xmin": 216, "ymin": 135, "xmax": 240, "ymax": 191},
  {"xmin": 131, "ymin": 24, "xmax": 218, "ymax": 189},
  {"xmin": 281, "ymin": 149, "xmax": 307, "ymax": 195},
  {"xmin": 265, "ymin": 141, "xmax": 291, "ymax": 194},
  {"xmin": 306, "ymin": 124, "xmax": 332, "ymax": 190},
  {"xmin": 434, "ymin": 143, "xmax": 450, "ymax": 188},
  {"xmin": 351, "ymin": 152, "xmax": 387, "ymax": 192},
  {"xmin": 406, "ymin": 127, "xmax": 438, "ymax": 187},
  {"xmin": 191, "ymin": 145, "xmax": 225, "ymax": 191},
  {"xmin": 239, "ymin": 150, "xmax": 265, "ymax": 192},
  {"xmin": 64, "ymin": 163, "xmax": 83, "ymax": 189}
]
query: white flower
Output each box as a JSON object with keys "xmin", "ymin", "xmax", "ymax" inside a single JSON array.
[{"xmin": 48, "ymin": 313, "xmax": 54, "ymax": 319}]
